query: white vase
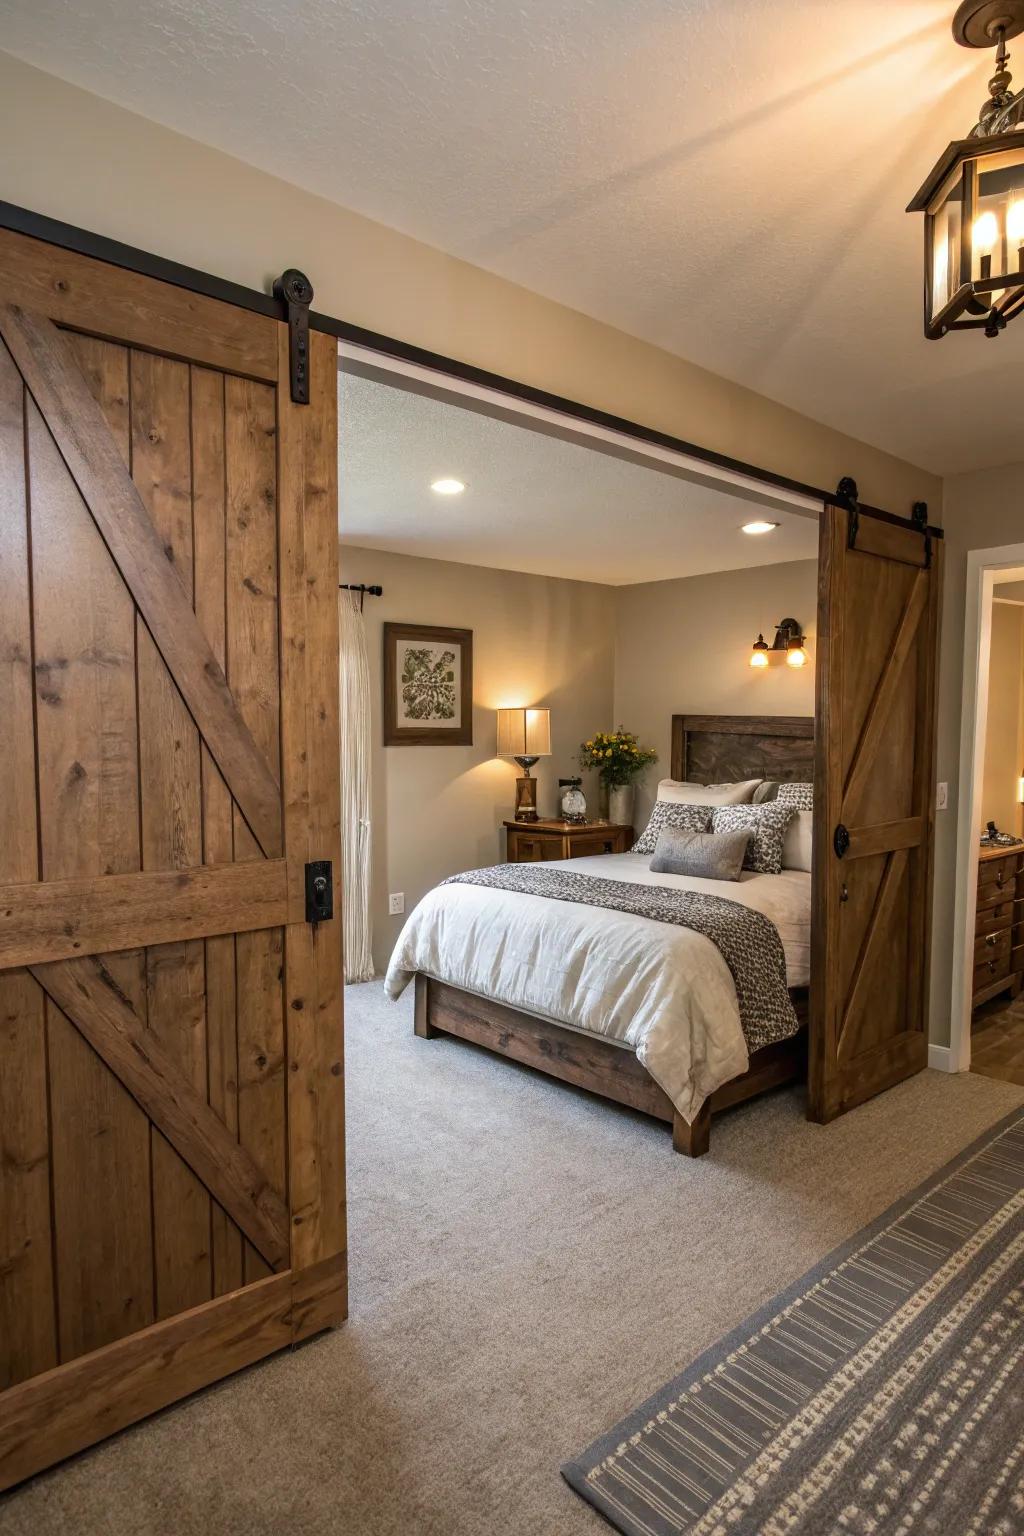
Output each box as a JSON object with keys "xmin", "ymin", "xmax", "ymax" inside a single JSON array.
[{"xmin": 608, "ymin": 784, "xmax": 634, "ymax": 826}]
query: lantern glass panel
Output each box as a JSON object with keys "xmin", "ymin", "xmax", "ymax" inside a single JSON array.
[
  {"xmin": 975, "ymin": 150, "xmax": 1024, "ymax": 287},
  {"xmin": 929, "ymin": 177, "xmax": 962, "ymax": 321}
]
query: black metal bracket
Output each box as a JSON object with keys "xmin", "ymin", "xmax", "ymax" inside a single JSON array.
[
  {"xmin": 837, "ymin": 477, "xmax": 859, "ymax": 548},
  {"xmin": 273, "ymin": 268, "xmax": 314, "ymax": 404},
  {"xmin": 833, "ymin": 824, "xmax": 851, "ymax": 860},
  {"xmin": 912, "ymin": 501, "xmax": 933, "ymax": 569},
  {"xmin": 304, "ymin": 859, "xmax": 334, "ymax": 926}
]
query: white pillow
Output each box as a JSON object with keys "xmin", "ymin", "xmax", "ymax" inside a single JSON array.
[
  {"xmin": 782, "ymin": 809, "xmax": 814, "ymax": 873},
  {"xmin": 656, "ymin": 778, "xmax": 762, "ymax": 807}
]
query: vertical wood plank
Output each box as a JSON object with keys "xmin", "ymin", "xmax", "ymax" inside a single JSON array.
[
  {"xmin": 279, "ymin": 329, "xmax": 346, "ymax": 1301},
  {"xmin": 192, "ymin": 365, "xmax": 244, "ymax": 1296},
  {"xmin": 27, "ymin": 341, "xmax": 155, "ymax": 1360},
  {"xmin": 0, "ymin": 338, "xmax": 56, "ymax": 1388},
  {"xmin": 130, "ymin": 350, "xmax": 212, "ymax": 1319},
  {"xmin": 225, "ymin": 375, "xmax": 286, "ymax": 1284}
]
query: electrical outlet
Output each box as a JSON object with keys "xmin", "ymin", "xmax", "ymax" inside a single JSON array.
[
  {"xmin": 936, "ymin": 781, "xmax": 948, "ymax": 811},
  {"xmin": 388, "ymin": 892, "xmax": 405, "ymax": 916}
]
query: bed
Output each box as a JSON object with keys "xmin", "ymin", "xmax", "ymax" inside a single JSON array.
[{"xmin": 386, "ymin": 714, "xmax": 815, "ymax": 1155}]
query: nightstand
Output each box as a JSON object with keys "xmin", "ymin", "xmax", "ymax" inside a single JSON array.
[{"xmin": 504, "ymin": 819, "xmax": 634, "ymax": 863}]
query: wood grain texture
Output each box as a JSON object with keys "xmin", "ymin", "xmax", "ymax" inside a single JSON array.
[
  {"xmin": 130, "ymin": 347, "xmax": 211, "ymax": 1321},
  {"xmin": 225, "ymin": 373, "xmax": 286, "ymax": 1284},
  {"xmin": 26, "ymin": 338, "xmax": 154, "ymax": 1364},
  {"xmin": 0, "ymin": 338, "xmax": 56, "ymax": 1389},
  {"xmin": 191, "ymin": 364, "xmax": 245, "ymax": 1296},
  {"xmin": 809, "ymin": 506, "xmax": 938, "ymax": 1123},
  {"xmin": 671, "ymin": 714, "xmax": 815, "ymax": 785},
  {"xmin": 278, "ymin": 330, "xmax": 346, "ymax": 1283},
  {"xmin": 416, "ymin": 975, "xmax": 807, "ymax": 1154},
  {"xmin": 0, "ymin": 228, "xmax": 277, "ymax": 383},
  {"xmin": 0, "ymin": 859, "xmax": 294, "ymax": 967},
  {"xmin": 0, "ymin": 305, "xmax": 283, "ymax": 858},
  {"xmin": 31, "ymin": 956, "xmax": 290, "ymax": 1271}
]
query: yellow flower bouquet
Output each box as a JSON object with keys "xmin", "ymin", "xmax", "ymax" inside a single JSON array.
[{"xmin": 578, "ymin": 729, "xmax": 658, "ymax": 789}]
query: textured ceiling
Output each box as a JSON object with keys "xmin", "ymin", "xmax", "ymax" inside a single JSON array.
[
  {"xmin": 5, "ymin": 0, "xmax": 1022, "ymax": 475},
  {"xmin": 338, "ymin": 371, "xmax": 819, "ymax": 584}
]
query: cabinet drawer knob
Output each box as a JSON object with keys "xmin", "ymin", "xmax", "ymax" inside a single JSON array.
[{"xmin": 986, "ymin": 933, "xmax": 998, "ymax": 947}]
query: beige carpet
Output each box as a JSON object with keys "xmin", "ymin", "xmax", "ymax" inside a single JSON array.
[{"xmin": 2, "ymin": 983, "xmax": 1022, "ymax": 1536}]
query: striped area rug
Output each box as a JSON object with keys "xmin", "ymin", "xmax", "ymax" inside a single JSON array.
[{"xmin": 563, "ymin": 1107, "xmax": 1024, "ymax": 1536}]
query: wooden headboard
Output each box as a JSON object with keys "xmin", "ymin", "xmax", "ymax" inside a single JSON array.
[{"xmin": 671, "ymin": 714, "xmax": 815, "ymax": 784}]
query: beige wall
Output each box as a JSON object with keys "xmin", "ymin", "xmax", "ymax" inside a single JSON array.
[
  {"xmin": 981, "ymin": 602, "xmax": 1024, "ymax": 838},
  {"xmin": 0, "ymin": 52, "xmax": 939, "ymax": 515},
  {"xmin": 613, "ymin": 561, "xmax": 819, "ymax": 829},
  {"xmin": 339, "ymin": 546, "xmax": 614, "ymax": 972},
  {"xmin": 931, "ymin": 466, "xmax": 1024, "ymax": 1048}
]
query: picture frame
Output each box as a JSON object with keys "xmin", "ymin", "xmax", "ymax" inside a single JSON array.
[{"xmin": 382, "ymin": 623, "xmax": 473, "ymax": 746}]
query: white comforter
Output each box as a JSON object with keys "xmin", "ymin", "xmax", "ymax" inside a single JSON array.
[{"xmin": 385, "ymin": 853, "xmax": 811, "ymax": 1122}]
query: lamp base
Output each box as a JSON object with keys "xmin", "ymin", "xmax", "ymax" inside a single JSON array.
[{"xmin": 514, "ymin": 776, "xmax": 539, "ymax": 822}]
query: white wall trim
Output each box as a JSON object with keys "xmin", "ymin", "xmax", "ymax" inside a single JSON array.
[
  {"xmin": 950, "ymin": 540, "xmax": 1024, "ymax": 1077},
  {"xmin": 336, "ymin": 340, "xmax": 823, "ymax": 523},
  {"xmin": 928, "ymin": 1044, "xmax": 956, "ymax": 1072}
]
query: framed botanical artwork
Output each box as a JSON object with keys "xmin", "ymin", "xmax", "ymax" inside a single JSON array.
[{"xmin": 383, "ymin": 623, "xmax": 473, "ymax": 746}]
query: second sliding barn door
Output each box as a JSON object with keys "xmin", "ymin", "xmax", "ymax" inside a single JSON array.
[
  {"xmin": 0, "ymin": 230, "xmax": 344, "ymax": 1489},
  {"xmin": 809, "ymin": 502, "xmax": 943, "ymax": 1123}
]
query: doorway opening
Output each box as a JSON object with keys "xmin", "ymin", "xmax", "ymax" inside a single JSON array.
[{"xmin": 951, "ymin": 543, "xmax": 1024, "ymax": 1087}]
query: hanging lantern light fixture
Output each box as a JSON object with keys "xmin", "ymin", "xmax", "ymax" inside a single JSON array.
[{"xmin": 907, "ymin": 1, "xmax": 1024, "ymax": 338}]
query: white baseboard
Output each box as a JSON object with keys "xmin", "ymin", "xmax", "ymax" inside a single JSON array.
[{"xmin": 928, "ymin": 1044, "xmax": 957, "ymax": 1073}]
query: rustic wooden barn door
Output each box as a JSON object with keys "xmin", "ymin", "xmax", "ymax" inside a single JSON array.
[
  {"xmin": 809, "ymin": 496, "xmax": 942, "ymax": 1123},
  {"xmin": 0, "ymin": 231, "xmax": 344, "ymax": 1489}
]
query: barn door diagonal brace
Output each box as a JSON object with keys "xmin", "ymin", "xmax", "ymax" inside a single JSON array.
[{"xmin": 273, "ymin": 268, "xmax": 314, "ymax": 404}]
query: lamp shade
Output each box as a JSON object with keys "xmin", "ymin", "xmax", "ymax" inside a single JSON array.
[{"xmin": 496, "ymin": 706, "xmax": 551, "ymax": 758}]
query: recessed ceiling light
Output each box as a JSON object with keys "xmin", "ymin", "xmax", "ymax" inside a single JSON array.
[
  {"xmin": 431, "ymin": 477, "xmax": 465, "ymax": 495},
  {"xmin": 741, "ymin": 520, "xmax": 780, "ymax": 535}
]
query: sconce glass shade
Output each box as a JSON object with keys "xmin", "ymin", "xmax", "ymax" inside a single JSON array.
[
  {"xmin": 909, "ymin": 133, "xmax": 1024, "ymax": 337},
  {"xmin": 496, "ymin": 706, "xmax": 551, "ymax": 758},
  {"xmin": 786, "ymin": 640, "xmax": 808, "ymax": 668},
  {"xmin": 750, "ymin": 635, "xmax": 770, "ymax": 669}
]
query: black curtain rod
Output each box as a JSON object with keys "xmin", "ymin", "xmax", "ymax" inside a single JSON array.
[{"xmin": 339, "ymin": 582, "xmax": 383, "ymax": 611}]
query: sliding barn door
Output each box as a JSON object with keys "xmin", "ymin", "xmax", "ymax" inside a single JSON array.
[
  {"xmin": 0, "ymin": 231, "xmax": 344, "ymax": 1489},
  {"xmin": 809, "ymin": 503, "xmax": 942, "ymax": 1122}
]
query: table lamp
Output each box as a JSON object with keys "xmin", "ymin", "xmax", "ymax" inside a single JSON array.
[{"xmin": 496, "ymin": 707, "xmax": 551, "ymax": 822}]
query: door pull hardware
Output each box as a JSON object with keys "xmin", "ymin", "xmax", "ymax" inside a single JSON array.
[
  {"xmin": 273, "ymin": 268, "xmax": 314, "ymax": 404},
  {"xmin": 833, "ymin": 824, "xmax": 851, "ymax": 859},
  {"xmin": 304, "ymin": 860, "xmax": 334, "ymax": 926}
]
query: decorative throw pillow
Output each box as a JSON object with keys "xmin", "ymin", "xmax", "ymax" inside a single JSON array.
[
  {"xmin": 649, "ymin": 827, "xmax": 751, "ymax": 881},
  {"xmin": 655, "ymin": 778, "xmax": 762, "ymax": 806},
  {"xmin": 711, "ymin": 802, "xmax": 796, "ymax": 875},
  {"xmin": 752, "ymin": 780, "xmax": 782, "ymax": 804},
  {"xmin": 782, "ymin": 808, "xmax": 814, "ymax": 873},
  {"xmin": 632, "ymin": 801, "xmax": 712, "ymax": 856},
  {"xmin": 777, "ymin": 781, "xmax": 814, "ymax": 810}
]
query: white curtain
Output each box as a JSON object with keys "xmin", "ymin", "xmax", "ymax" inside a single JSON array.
[{"xmin": 339, "ymin": 590, "xmax": 374, "ymax": 981}]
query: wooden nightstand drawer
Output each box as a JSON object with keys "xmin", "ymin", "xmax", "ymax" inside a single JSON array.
[
  {"xmin": 504, "ymin": 819, "xmax": 632, "ymax": 864},
  {"xmin": 975, "ymin": 896, "xmax": 1014, "ymax": 936},
  {"xmin": 974, "ymin": 927, "xmax": 1012, "ymax": 970},
  {"xmin": 978, "ymin": 857, "xmax": 1018, "ymax": 901}
]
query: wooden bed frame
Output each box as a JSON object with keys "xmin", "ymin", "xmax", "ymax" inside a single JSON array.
[{"xmin": 413, "ymin": 713, "xmax": 815, "ymax": 1156}]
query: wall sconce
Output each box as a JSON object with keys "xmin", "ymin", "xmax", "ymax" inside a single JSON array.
[
  {"xmin": 750, "ymin": 618, "xmax": 808, "ymax": 670},
  {"xmin": 496, "ymin": 706, "xmax": 552, "ymax": 822}
]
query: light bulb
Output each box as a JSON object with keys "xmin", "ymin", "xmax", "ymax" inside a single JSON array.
[
  {"xmin": 973, "ymin": 211, "xmax": 998, "ymax": 252},
  {"xmin": 750, "ymin": 650, "xmax": 769, "ymax": 669},
  {"xmin": 741, "ymin": 520, "xmax": 779, "ymax": 536},
  {"xmin": 1008, "ymin": 200, "xmax": 1024, "ymax": 244},
  {"xmin": 431, "ymin": 478, "xmax": 465, "ymax": 495},
  {"xmin": 786, "ymin": 645, "xmax": 807, "ymax": 669}
]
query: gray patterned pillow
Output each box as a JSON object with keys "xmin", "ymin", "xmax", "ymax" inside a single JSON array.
[
  {"xmin": 632, "ymin": 801, "xmax": 712, "ymax": 856},
  {"xmin": 649, "ymin": 828, "xmax": 751, "ymax": 881},
  {"xmin": 777, "ymin": 781, "xmax": 814, "ymax": 810},
  {"xmin": 711, "ymin": 802, "xmax": 796, "ymax": 875}
]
